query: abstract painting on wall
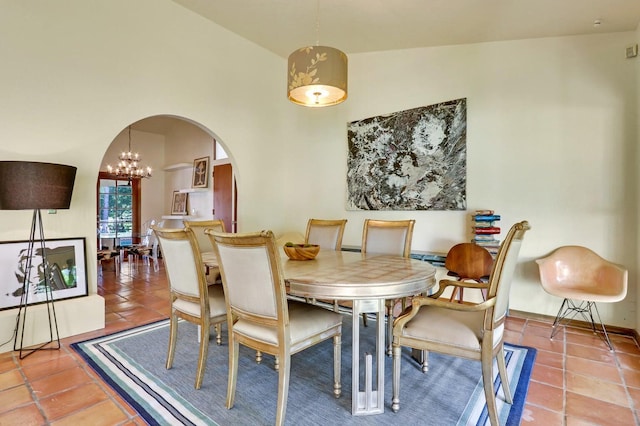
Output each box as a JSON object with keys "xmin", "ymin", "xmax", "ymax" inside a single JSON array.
[{"xmin": 347, "ymin": 98, "xmax": 467, "ymax": 210}]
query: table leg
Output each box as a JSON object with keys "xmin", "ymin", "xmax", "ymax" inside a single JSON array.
[{"xmin": 351, "ymin": 299, "xmax": 385, "ymax": 415}]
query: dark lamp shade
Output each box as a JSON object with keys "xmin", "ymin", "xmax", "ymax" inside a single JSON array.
[{"xmin": 0, "ymin": 161, "xmax": 77, "ymax": 210}]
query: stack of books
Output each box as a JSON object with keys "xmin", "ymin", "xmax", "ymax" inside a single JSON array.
[{"xmin": 472, "ymin": 210, "xmax": 501, "ymax": 257}]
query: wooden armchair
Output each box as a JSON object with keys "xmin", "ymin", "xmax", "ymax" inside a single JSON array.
[
  {"xmin": 391, "ymin": 221, "xmax": 530, "ymax": 426},
  {"xmin": 444, "ymin": 243, "xmax": 494, "ymax": 303}
]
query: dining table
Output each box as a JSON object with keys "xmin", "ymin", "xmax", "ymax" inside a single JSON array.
[{"xmin": 202, "ymin": 249, "xmax": 437, "ymax": 416}]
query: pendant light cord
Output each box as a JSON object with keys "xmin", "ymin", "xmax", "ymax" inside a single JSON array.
[{"xmin": 315, "ymin": 0, "xmax": 320, "ymax": 46}]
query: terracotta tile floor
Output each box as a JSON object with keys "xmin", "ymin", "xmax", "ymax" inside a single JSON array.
[{"xmin": 0, "ymin": 259, "xmax": 639, "ymax": 425}]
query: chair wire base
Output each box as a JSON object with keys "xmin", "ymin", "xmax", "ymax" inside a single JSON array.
[{"xmin": 550, "ymin": 298, "xmax": 613, "ymax": 351}]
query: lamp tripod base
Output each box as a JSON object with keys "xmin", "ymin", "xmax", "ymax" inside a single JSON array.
[{"xmin": 13, "ymin": 209, "xmax": 61, "ymax": 359}]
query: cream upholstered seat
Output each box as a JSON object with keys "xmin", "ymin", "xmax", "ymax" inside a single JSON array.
[
  {"xmin": 305, "ymin": 218, "xmax": 347, "ymax": 310},
  {"xmin": 361, "ymin": 218, "xmax": 415, "ymax": 355},
  {"xmin": 152, "ymin": 226, "xmax": 226, "ymax": 389},
  {"xmin": 444, "ymin": 243, "xmax": 494, "ymax": 303},
  {"xmin": 207, "ymin": 229, "xmax": 342, "ymax": 426},
  {"xmin": 391, "ymin": 221, "xmax": 530, "ymax": 426},
  {"xmin": 184, "ymin": 219, "xmax": 225, "ymax": 280},
  {"xmin": 536, "ymin": 245, "xmax": 627, "ymax": 350}
]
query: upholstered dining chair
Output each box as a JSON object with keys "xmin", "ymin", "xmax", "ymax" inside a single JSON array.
[
  {"xmin": 152, "ymin": 226, "xmax": 227, "ymax": 390},
  {"xmin": 305, "ymin": 218, "xmax": 348, "ymax": 310},
  {"xmin": 361, "ymin": 218, "xmax": 415, "ymax": 355},
  {"xmin": 391, "ymin": 221, "xmax": 530, "ymax": 426},
  {"xmin": 536, "ymin": 245, "xmax": 628, "ymax": 350},
  {"xmin": 184, "ymin": 219, "xmax": 226, "ymax": 280},
  {"xmin": 305, "ymin": 218, "xmax": 347, "ymax": 251},
  {"xmin": 208, "ymin": 229, "xmax": 342, "ymax": 426},
  {"xmin": 444, "ymin": 243, "xmax": 494, "ymax": 303}
]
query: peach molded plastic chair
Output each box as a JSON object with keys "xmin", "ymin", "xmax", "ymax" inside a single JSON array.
[
  {"xmin": 444, "ymin": 243, "xmax": 494, "ymax": 303},
  {"xmin": 536, "ymin": 245, "xmax": 628, "ymax": 350},
  {"xmin": 392, "ymin": 221, "xmax": 530, "ymax": 426},
  {"xmin": 208, "ymin": 230, "xmax": 342, "ymax": 426}
]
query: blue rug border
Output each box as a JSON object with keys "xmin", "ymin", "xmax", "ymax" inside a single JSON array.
[
  {"xmin": 505, "ymin": 342, "xmax": 537, "ymax": 426},
  {"xmin": 71, "ymin": 320, "xmax": 537, "ymax": 426},
  {"xmin": 71, "ymin": 320, "xmax": 169, "ymax": 426}
]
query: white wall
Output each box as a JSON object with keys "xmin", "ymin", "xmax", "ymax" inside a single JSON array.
[
  {"xmin": 0, "ymin": 0, "xmax": 637, "ymax": 352},
  {"xmin": 636, "ymin": 22, "xmax": 640, "ymax": 334},
  {"xmin": 0, "ymin": 0, "xmax": 291, "ymax": 350},
  {"xmin": 162, "ymin": 120, "xmax": 215, "ymax": 222},
  {"xmin": 278, "ymin": 33, "xmax": 638, "ymax": 329}
]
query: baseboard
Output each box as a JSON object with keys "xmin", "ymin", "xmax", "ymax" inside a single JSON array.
[{"xmin": 508, "ymin": 309, "xmax": 638, "ymax": 340}]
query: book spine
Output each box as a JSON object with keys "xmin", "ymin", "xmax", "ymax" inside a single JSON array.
[
  {"xmin": 473, "ymin": 214, "xmax": 501, "ymax": 221},
  {"xmin": 473, "ymin": 227, "xmax": 501, "ymax": 235}
]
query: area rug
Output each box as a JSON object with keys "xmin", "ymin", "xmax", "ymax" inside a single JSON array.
[{"xmin": 72, "ymin": 314, "xmax": 535, "ymax": 426}]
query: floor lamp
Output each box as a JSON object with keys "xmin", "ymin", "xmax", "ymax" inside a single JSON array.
[{"xmin": 0, "ymin": 161, "xmax": 76, "ymax": 359}]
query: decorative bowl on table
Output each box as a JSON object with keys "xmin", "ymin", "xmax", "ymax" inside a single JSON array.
[{"xmin": 283, "ymin": 243, "xmax": 320, "ymax": 260}]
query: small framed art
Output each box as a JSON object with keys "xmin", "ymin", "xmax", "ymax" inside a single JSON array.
[
  {"xmin": 171, "ymin": 191, "xmax": 188, "ymax": 215},
  {"xmin": 192, "ymin": 156, "xmax": 210, "ymax": 188}
]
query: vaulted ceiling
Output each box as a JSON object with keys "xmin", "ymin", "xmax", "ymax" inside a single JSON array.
[{"xmin": 172, "ymin": 0, "xmax": 640, "ymax": 58}]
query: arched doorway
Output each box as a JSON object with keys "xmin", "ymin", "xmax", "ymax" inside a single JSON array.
[{"xmin": 97, "ymin": 115, "xmax": 237, "ymax": 259}]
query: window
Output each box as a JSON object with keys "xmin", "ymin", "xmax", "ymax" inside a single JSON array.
[{"xmin": 97, "ymin": 174, "xmax": 140, "ymax": 248}]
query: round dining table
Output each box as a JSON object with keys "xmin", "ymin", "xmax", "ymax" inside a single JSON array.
[{"xmin": 202, "ymin": 249, "xmax": 437, "ymax": 416}]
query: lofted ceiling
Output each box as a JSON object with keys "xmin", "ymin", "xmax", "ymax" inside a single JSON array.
[{"xmin": 172, "ymin": 0, "xmax": 640, "ymax": 58}]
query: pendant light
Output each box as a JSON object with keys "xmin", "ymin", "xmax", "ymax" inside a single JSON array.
[{"xmin": 287, "ymin": 1, "xmax": 348, "ymax": 107}]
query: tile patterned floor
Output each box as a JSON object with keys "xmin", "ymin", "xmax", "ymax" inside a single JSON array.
[{"xmin": 0, "ymin": 259, "xmax": 638, "ymax": 425}]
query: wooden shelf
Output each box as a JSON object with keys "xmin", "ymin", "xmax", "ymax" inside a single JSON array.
[
  {"xmin": 161, "ymin": 215, "xmax": 194, "ymax": 220},
  {"xmin": 163, "ymin": 163, "xmax": 192, "ymax": 171},
  {"xmin": 178, "ymin": 188, "xmax": 208, "ymax": 193}
]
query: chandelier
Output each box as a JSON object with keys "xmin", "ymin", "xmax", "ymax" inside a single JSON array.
[{"xmin": 106, "ymin": 126, "xmax": 152, "ymax": 180}]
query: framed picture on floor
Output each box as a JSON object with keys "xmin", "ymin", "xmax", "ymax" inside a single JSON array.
[
  {"xmin": 0, "ymin": 237, "xmax": 88, "ymax": 311},
  {"xmin": 192, "ymin": 156, "xmax": 210, "ymax": 188}
]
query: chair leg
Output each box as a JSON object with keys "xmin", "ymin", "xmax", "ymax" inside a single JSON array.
[
  {"xmin": 333, "ymin": 334, "xmax": 342, "ymax": 398},
  {"xmin": 275, "ymin": 352, "xmax": 291, "ymax": 426},
  {"xmin": 481, "ymin": 348, "xmax": 500, "ymax": 426},
  {"xmin": 195, "ymin": 322, "xmax": 210, "ymax": 389},
  {"xmin": 391, "ymin": 344, "xmax": 401, "ymax": 412},
  {"xmin": 166, "ymin": 312, "xmax": 178, "ymax": 370},
  {"xmin": 386, "ymin": 300, "xmax": 394, "ymax": 356},
  {"xmin": 589, "ymin": 301, "xmax": 614, "ymax": 351},
  {"xmin": 409, "ymin": 348, "xmax": 429, "ymax": 372},
  {"xmin": 226, "ymin": 338, "xmax": 239, "ymax": 409},
  {"xmin": 550, "ymin": 298, "xmax": 569, "ymax": 339},
  {"xmin": 362, "ymin": 312, "xmax": 368, "ymax": 327},
  {"xmin": 215, "ymin": 323, "xmax": 222, "ymax": 345},
  {"xmin": 497, "ymin": 344, "xmax": 513, "ymax": 403}
]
